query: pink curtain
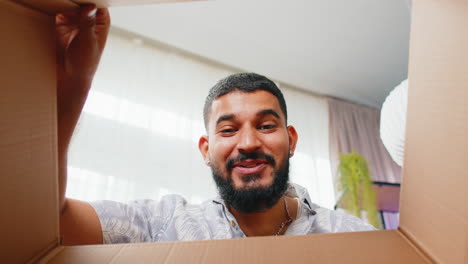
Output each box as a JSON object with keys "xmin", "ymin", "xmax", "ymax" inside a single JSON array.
[
  {"xmin": 382, "ymin": 212, "xmax": 400, "ymax": 230},
  {"xmin": 328, "ymin": 98, "xmax": 401, "ymax": 186}
]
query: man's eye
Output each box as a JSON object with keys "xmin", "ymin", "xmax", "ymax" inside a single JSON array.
[
  {"xmin": 259, "ymin": 124, "xmax": 276, "ymax": 130},
  {"xmin": 220, "ymin": 128, "xmax": 236, "ymax": 134}
]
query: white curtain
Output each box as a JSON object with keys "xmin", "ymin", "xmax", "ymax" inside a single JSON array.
[
  {"xmin": 67, "ymin": 28, "xmax": 336, "ymax": 209},
  {"xmin": 283, "ymin": 89, "xmax": 335, "ymax": 209}
]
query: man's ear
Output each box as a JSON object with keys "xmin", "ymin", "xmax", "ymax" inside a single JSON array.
[
  {"xmin": 198, "ymin": 135, "xmax": 210, "ymax": 166},
  {"xmin": 287, "ymin": 125, "xmax": 298, "ymax": 158}
]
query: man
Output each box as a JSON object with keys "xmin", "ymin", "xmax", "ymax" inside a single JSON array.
[{"xmin": 58, "ymin": 5, "xmax": 375, "ymax": 245}]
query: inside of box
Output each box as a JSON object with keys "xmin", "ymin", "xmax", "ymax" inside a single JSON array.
[{"xmin": 1, "ymin": 1, "xmax": 467, "ymax": 263}]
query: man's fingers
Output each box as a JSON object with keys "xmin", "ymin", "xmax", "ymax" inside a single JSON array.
[
  {"xmin": 56, "ymin": 11, "xmax": 79, "ymax": 26},
  {"xmin": 78, "ymin": 4, "xmax": 98, "ymax": 30},
  {"xmin": 80, "ymin": 4, "xmax": 97, "ymax": 14},
  {"xmin": 94, "ymin": 8, "xmax": 111, "ymax": 49},
  {"xmin": 95, "ymin": 8, "xmax": 111, "ymax": 26}
]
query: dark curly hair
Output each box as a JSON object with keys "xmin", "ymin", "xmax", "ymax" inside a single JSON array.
[{"xmin": 203, "ymin": 73, "xmax": 288, "ymax": 129}]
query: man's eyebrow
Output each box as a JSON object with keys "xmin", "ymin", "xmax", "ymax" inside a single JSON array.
[
  {"xmin": 257, "ymin": 109, "xmax": 280, "ymax": 119},
  {"xmin": 216, "ymin": 114, "xmax": 235, "ymax": 126}
]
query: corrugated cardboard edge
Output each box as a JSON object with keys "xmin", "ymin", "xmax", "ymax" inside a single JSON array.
[{"xmin": 397, "ymin": 227, "xmax": 436, "ymax": 264}]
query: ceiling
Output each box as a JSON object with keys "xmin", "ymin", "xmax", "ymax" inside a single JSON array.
[{"xmin": 109, "ymin": 0, "xmax": 411, "ymax": 108}]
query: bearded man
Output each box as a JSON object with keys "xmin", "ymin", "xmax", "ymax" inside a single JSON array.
[{"xmin": 58, "ymin": 5, "xmax": 374, "ymax": 245}]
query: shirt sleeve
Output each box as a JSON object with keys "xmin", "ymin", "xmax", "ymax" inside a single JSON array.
[
  {"xmin": 89, "ymin": 195, "xmax": 186, "ymax": 244},
  {"xmin": 88, "ymin": 199, "xmax": 153, "ymax": 244}
]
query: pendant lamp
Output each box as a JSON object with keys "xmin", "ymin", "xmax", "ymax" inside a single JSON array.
[{"xmin": 380, "ymin": 79, "xmax": 408, "ymax": 167}]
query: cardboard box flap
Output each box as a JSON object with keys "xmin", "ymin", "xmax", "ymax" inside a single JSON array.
[
  {"xmin": 0, "ymin": 1, "xmax": 59, "ymax": 264},
  {"xmin": 43, "ymin": 231, "xmax": 431, "ymax": 264},
  {"xmin": 399, "ymin": 0, "xmax": 468, "ymax": 263},
  {"xmin": 73, "ymin": 0, "xmax": 198, "ymax": 7},
  {"xmin": 14, "ymin": 0, "xmax": 199, "ymax": 14},
  {"xmin": 1, "ymin": 0, "xmax": 467, "ymax": 263},
  {"xmin": 14, "ymin": 0, "xmax": 78, "ymax": 14}
]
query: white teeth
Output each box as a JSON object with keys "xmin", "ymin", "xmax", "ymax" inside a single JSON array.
[{"xmin": 242, "ymin": 163, "xmax": 258, "ymax": 168}]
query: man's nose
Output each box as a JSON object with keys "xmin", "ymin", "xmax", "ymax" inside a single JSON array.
[{"xmin": 237, "ymin": 127, "xmax": 261, "ymax": 153}]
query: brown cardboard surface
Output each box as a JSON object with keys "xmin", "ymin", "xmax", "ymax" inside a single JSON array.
[
  {"xmin": 0, "ymin": 1, "xmax": 59, "ymax": 264},
  {"xmin": 45, "ymin": 231, "xmax": 430, "ymax": 264},
  {"xmin": 465, "ymin": 231, "xmax": 468, "ymax": 263},
  {"xmin": 400, "ymin": 0, "xmax": 468, "ymax": 263}
]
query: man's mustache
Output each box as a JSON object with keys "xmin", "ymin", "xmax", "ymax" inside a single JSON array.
[{"xmin": 226, "ymin": 152, "xmax": 276, "ymax": 171}]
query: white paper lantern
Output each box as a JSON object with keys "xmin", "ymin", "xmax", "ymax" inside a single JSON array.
[{"xmin": 380, "ymin": 79, "xmax": 408, "ymax": 167}]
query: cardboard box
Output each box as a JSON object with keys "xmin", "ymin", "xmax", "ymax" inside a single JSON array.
[{"xmin": 0, "ymin": 0, "xmax": 466, "ymax": 263}]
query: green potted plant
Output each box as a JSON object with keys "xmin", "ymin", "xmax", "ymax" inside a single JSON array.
[{"xmin": 337, "ymin": 152, "xmax": 380, "ymax": 228}]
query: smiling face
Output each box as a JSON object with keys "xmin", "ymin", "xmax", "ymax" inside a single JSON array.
[{"xmin": 199, "ymin": 90, "xmax": 298, "ymax": 213}]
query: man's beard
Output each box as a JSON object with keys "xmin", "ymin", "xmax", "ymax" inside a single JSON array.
[{"xmin": 211, "ymin": 151, "xmax": 290, "ymax": 214}]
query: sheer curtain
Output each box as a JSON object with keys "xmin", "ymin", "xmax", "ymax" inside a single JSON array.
[
  {"xmin": 283, "ymin": 89, "xmax": 335, "ymax": 209},
  {"xmin": 328, "ymin": 98, "xmax": 402, "ymax": 228},
  {"xmin": 67, "ymin": 28, "xmax": 335, "ymax": 209},
  {"xmin": 328, "ymin": 98, "xmax": 401, "ymax": 185}
]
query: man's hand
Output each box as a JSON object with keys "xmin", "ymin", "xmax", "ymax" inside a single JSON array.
[
  {"xmin": 55, "ymin": 6, "xmax": 109, "ymax": 245},
  {"xmin": 56, "ymin": 5, "xmax": 110, "ymax": 212},
  {"xmin": 56, "ymin": 5, "xmax": 110, "ymax": 83}
]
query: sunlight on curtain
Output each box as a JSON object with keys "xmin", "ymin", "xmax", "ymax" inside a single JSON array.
[
  {"xmin": 67, "ymin": 29, "xmax": 335, "ymax": 209},
  {"xmin": 282, "ymin": 89, "xmax": 335, "ymax": 209}
]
